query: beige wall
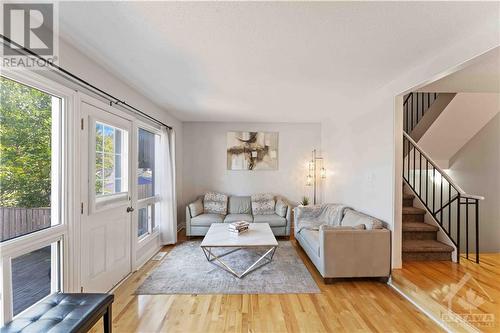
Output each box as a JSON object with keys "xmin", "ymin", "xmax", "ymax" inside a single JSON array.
[
  {"xmin": 448, "ymin": 113, "xmax": 500, "ymax": 252},
  {"xmin": 182, "ymin": 122, "xmax": 322, "ymax": 224},
  {"xmin": 418, "ymin": 93, "xmax": 500, "ymax": 168}
]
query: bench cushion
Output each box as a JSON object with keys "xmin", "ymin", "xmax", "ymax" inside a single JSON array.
[
  {"xmin": 0, "ymin": 293, "xmax": 113, "ymax": 333},
  {"xmin": 191, "ymin": 213, "xmax": 224, "ymax": 226}
]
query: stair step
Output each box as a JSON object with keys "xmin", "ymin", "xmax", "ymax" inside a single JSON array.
[
  {"xmin": 402, "ymin": 222, "xmax": 438, "ymax": 232},
  {"xmin": 403, "ymin": 222, "xmax": 438, "ymax": 240},
  {"xmin": 402, "ymin": 206, "xmax": 426, "ymax": 222},
  {"xmin": 402, "ymin": 240, "xmax": 454, "ymax": 253},
  {"xmin": 403, "ymin": 193, "xmax": 415, "ymax": 200},
  {"xmin": 402, "ymin": 207, "xmax": 426, "ymax": 215},
  {"xmin": 403, "ymin": 198, "xmax": 414, "ymax": 207},
  {"xmin": 402, "ymin": 240, "xmax": 453, "ymax": 261}
]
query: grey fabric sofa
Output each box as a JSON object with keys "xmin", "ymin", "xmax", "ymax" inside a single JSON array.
[
  {"xmin": 186, "ymin": 195, "xmax": 292, "ymax": 236},
  {"xmin": 294, "ymin": 205, "xmax": 391, "ymax": 282}
]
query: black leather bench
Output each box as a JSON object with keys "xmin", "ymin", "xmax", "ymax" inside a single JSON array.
[{"xmin": 0, "ymin": 293, "xmax": 114, "ymax": 333}]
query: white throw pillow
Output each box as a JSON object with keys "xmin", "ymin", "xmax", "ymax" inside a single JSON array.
[
  {"xmin": 251, "ymin": 193, "xmax": 275, "ymax": 215},
  {"xmin": 203, "ymin": 192, "xmax": 228, "ymax": 215}
]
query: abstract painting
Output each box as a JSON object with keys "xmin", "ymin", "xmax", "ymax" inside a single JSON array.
[{"xmin": 227, "ymin": 131, "xmax": 278, "ymax": 170}]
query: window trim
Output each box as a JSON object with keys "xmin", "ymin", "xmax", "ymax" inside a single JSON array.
[
  {"xmin": 88, "ymin": 114, "xmax": 131, "ymax": 214},
  {"xmin": 95, "ymin": 121, "xmax": 127, "ymax": 196},
  {"xmin": 9, "ymin": 239, "xmax": 63, "ymax": 318},
  {"xmin": 137, "ymin": 197, "xmax": 160, "ymax": 239}
]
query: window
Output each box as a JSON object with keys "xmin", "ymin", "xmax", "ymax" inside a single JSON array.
[
  {"xmin": 0, "ymin": 76, "xmax": 61, "ymax": 242},
  {"xmin": 95, "ymin": 122, "xmax": 128, "ymax": 196},
  {"xmin": 11, "ymin": 242, "xmax": 61, "ymax": 316},
  {"xmin": 137, "ymin": 128, "xmax": 160, "ymax": 238},
  {"xmin": 138, "ymin": 205, "xmax": 153, "ymax": 237},
  {"xmin": 0, "ymin": 73, "xmax": 67, "ymax": 323}
]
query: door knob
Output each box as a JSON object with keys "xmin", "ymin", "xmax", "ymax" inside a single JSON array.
[{"xmin": 126, "ymin": 207, "xmax": 134, "ymax": 213}]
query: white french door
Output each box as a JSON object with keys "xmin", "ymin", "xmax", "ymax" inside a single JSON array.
[{"xmin": 80, "ymin": 99, "xmax": 132, "ymax": 292}]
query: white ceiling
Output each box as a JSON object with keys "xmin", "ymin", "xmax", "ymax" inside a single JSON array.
[
  {"xmin": 419, "ymin": 93, "xmax": 500, "ymax": 167},
  {"xmin": 58, "ymin": 2, "xmax": 500, "ymax": 122}
]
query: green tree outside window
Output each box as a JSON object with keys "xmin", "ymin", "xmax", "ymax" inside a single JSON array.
[{"xmin": 0, "ymin": 77, "xmax": 52, "ymax": 208}]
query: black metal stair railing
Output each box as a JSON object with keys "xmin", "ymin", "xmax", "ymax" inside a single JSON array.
[
  {"xmin": 403, "ymin": 92, "xmax": 438, "ymax": 133},
  {"xmin": 403, "ymin": 132, "xmax": 483, "ymax": 263}
]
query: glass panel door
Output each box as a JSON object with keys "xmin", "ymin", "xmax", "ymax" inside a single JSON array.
[{"xmin": 81, "ymin": 100, "xmax": 132, "ymax": 293}]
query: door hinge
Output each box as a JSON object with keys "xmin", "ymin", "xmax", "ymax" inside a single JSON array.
[
  {"xmin": 81, "ymin": 118, "xmax": 84, "ymax": 130},
  {"xmin": 80, "ymin": 202, "xmax": 84, "ymax": 214}
]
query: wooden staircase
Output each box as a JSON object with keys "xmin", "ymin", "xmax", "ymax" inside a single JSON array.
[{"xmin": 402, "ymin": 193, "xmax": 454, "ymax": 261}]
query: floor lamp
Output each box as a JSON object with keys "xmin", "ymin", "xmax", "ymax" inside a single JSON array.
[{"xmin": 306, "ymin": 149, "xmax": 326, "ymax": 205}]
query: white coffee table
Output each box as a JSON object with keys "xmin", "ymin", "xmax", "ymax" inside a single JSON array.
[{"xmin": 200, "ymin": 223, "xmax": 278, "ymax": 278}]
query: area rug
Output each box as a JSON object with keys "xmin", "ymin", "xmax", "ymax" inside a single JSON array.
[{"xmin": 135, "ymin": 240, "xmax": 320, "ymax": 294}]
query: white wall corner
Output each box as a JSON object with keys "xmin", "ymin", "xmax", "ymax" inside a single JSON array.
[{"xmin": 392, "ymin": 95, "xmax": 404, "ymax": 269}]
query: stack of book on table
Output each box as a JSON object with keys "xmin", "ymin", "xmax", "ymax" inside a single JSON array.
[{"xmin": 228, "ymin": 221, "xmax": 250, "ymax": 234}]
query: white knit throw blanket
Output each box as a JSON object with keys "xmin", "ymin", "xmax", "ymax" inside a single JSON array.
[{"xmin": 296, "ymin": 204, "xmax": 348, "ymax": 232}]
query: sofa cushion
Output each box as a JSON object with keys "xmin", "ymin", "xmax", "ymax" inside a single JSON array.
[
  {"xmin": 228, "ymin": 196, "xmax": 252, "ymax": 214},
  {"xmin": 341, "ymin": 209, "xmax": 383, "ymax": 230},
  {"xmin": 275, "ymin": 199, "xmax": 288, "ymax": 217},
  {"xmin": 188, "ymin": 198, "xmax": 204, "ymax": 217},
  {"xmin": 224, "ymin": 214, "xmax": 253, "ymax": 223},
  {"xmin": 300, "ymin": 229, "xmax": 320, "ymax": 256},
  {"xmin": 204, "ymin": 192, "xmax": 228, "ymax": 215},
  {"xmin": 253, "ymin": 214, "xmax": 286, "ymax": 227},
  {"xmin": 251, "ymin": 193, "xmax": 275, "ymax": 215},
  {"xmin": 191, "ymin": 213, "xmax": 224, "ymax": 226}
]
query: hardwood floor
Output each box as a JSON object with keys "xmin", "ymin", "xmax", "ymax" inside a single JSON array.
[
  {"xmin": 391, "ymin": 254, "xmax": 500, "ymax": 333},
  {"xmin": 90, "ymin": 231, "xmax": 442, "ymax": 333}
]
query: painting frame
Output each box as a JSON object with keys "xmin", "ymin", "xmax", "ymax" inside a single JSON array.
[{"xmin": 226, "ymin": 131, "xmax": 279, "ymax": 170}]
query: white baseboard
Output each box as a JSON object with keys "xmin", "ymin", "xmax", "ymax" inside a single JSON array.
[{"xmin": 135, "ymin": 243, "xmax": 161, "ymax": 271}]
